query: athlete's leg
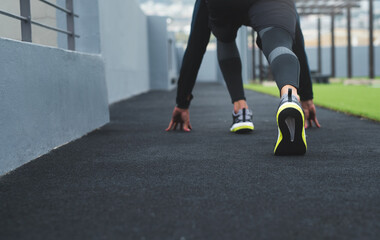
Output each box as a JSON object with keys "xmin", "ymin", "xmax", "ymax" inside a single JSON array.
[
  {"xmin": 206, "ymin": 2, "xmax": 254, "ymax": 132},
  {"xmin": 294, "ymin": 12, "xmax": 313, "ymax": 101},
  {"xmin": 258, "ymin": 27, "xmax": 300, "ymax": 98},
  {"xmin": 176, "ymin": 0, "xmax": 211, "ymax": 109},
  {"xmin": 217, "ymin": 39, "xmax": 253, "ymax": 133},
  {"xmin": 258, "ymin": 27, "xmax": 306, "ymax": 155},
  {"xmin": 217, "ymin": 40, "xmax": 247, "ymax": 112}
]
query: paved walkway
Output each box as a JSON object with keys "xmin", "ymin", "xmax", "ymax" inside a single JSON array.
[{"xmin": 1, "ymin": 83, "xmax": 380, "ymax": 239}]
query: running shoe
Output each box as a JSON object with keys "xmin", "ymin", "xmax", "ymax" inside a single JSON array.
[
  {"xmin": 274, "ymin": 89, "xmax": 307, "ymax": 155},
  {"xmin": 230, "ymin": 108, "xmax": 254, "ymax": 133}
]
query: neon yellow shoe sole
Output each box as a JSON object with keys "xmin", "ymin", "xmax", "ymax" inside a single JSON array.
[
  {"xmin": 230, "ymin": 123, "xmax": 254, "ymax": 133},
  {"xmin": 274, "ymin": 102, "xmax": 307, "ymax": 155}
]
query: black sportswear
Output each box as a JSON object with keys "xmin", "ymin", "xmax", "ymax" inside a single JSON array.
[
  {"xmin": 259, "ymin": 27, "xmax": 300, "ymax": 91},
  {"xmin": 176, "ymin": 0, "xmax": 210, "ymax": 109},
  {"xmin": 217, "ymin": 40, "xmax": 246, "ymax": 103},
  {"xmin": 175, "ymin": 0, "xmax": 314, "ymax": 109},
  {"xmin": 206, "ymin": 0, "xmax": 297, "ymax": 42}
]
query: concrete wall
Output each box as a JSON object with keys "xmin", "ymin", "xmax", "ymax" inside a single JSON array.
[
  {"xmin": 306, "ymin": 46, "xmax": 380, "ymax": 77},
  {"xmin": 148, "ymin": 16, "xmax": 178, "ymax": 90},
  {"xmin": 59, "ymin": 0, "xmax": 151, "ymax": 104},
  {"xmin": 0, "ymin": 0, "xmax": 177, "ymax": 175},
  {"xmin": 148, "ymin": 16, "xmax": 169, "ymax": 90},
  {"xmin": 67, "ymin": 0, "xmax": 172, "ymax": 101},
  {"xmin": 197, "ymin": 49, "xmax": 218, "ymax": 82},
  {"xmin": 0, "ymin": 38, "xmax": 109, "ymax": 175},
  {"xmin": 57, "ymin": 0, "xmax": 101, "ymax": 54},
  {"xmin": 236, "ymin": 27, "xmax": 249, "ymax": 84},
  {"xmin": 98, "ymin": 0, "xmax": 150, "ymax": 104},
  {"xmin": 167, "ymin": 32, "xmax": 180, "ymax": 89}
]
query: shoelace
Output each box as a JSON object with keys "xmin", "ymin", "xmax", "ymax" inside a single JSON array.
[{"xmin": 234, "ymin": 109, "xmax": 253, "ymax": 122}]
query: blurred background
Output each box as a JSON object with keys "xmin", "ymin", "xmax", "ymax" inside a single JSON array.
[{"xmin": 138, "ymin": 0, "xmax": 380, "ymax": 47}]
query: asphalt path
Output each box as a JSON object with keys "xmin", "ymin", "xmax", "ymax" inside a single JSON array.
[{"xmin": 1, "ymin": 83, "xmax": 380, "ymax": 239}]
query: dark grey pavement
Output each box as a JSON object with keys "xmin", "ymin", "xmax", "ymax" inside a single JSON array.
[{"xmin": 1, "ymin": 83, "xmax": 380, "ymax": 239}]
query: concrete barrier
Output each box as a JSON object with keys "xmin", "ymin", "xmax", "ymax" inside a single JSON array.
[
  {"xmin": 0, "ymin": 38, "xmax": 109, "ymax": 175},
  {"xmin": 98, "ymin": 0, "xmax": 150, "ymax": 104}
]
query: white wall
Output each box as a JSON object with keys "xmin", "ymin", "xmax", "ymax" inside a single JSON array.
[
  {"xmin": 167, "ymin": 32, "xmax": 180, "ymax": 89},
  {"xmin": 197, "ymin": 49, "xmax": 218, "ymax": 82},
  {"xmin": 57, "ymin": 0, "xmax": 102, "ymax": 54},
  {"xmin": 306, "ymin": 46, "xmax": 380, "ymax": 77},
  {"xmin": 148, "ymin": 16, "xmax": 178, "ymax": 90},
  {"xmin": 0, "ymin": 38, "xmax": 109, "ymax": 175},
  {"xmin": 98, "ymin": 0, "xmax": 150, "ymax": 104},
  {"xmin": 236, "ymin": 27, "xmax": 249, "ymax": 83}
]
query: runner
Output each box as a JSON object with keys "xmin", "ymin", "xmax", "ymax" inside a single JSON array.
[{"xmin": 166, "ymin": 0, "xmax": 321, "ymax": 155}]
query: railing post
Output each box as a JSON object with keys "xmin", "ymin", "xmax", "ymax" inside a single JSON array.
[
  {"xmin": 20, "ymin": 0, "xmax": 32, "ymax": 42},
  {"xmin": 331, "ymin": 11, "xmax": 336, "ymax": 78},
  {"xmin": 252, "ymin": 30, "xmax": 256, "ymax": 81},
  {"xmin": 259, "ymin": 51, "xmax": 263, "ymax": 82},
  {"xmin": 66, "ymin": 0, "xmax": 75, "ymax": 50},
  {"xmin": 317, "ymin": 16, "xmax": 322, "ymax": 74},
  {"xmin": 369, "ymin": 0, "xmax": 374, "ymax": 79},
  {"xmin": 347, "ymin": 4, "xmax": 352, "ymax": 78}
]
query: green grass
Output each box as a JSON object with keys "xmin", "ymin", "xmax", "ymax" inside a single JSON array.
[{"xmin": 245, "ymin": 83, "xmax": 380, "ymax": 122}]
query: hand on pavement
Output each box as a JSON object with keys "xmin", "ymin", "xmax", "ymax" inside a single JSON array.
[
  {"xmin": 301, "ymin": 100, "xmax": 321, "ymax": 129},
  {"xmin": 166, "ymin": 107, "xmax": 192, "ymax": 132}
]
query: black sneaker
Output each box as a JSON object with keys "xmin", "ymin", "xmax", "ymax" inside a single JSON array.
[
  {"xmin": 274, "ymin": 89, "xmax": 307, "ymax": 155},
  {"xmin": 230, "ymin": 108, "xmax": 254, "ymax": 133}
]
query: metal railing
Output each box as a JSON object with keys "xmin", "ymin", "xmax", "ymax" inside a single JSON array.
[{"xmin": 0, "ymin": 0, "xmax": 79, "ymax": 50}]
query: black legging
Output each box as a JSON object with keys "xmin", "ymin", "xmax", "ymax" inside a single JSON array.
[
  {"xmin": 176, "ymin": 0, "xmax": 313, "ymax": 109},
  {"xmin": 258, "ymin": 27, "xmax": 299, "ymax": 91},
  {"xmin": 217, "ymin": 27, "xmax": 299, "ymax": 102},
  {"xmin": 217, "ymin": 40, "xmax": 246, "ymax": 103}
]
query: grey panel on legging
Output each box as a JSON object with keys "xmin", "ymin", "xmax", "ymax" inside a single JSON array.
[
  {"xmin": 259, "ymin": 27, "xmax": 300, "ymax": 92},
  {"xmin": 217, "ymin": 40, "xmax": 246, "ymax": 103}
]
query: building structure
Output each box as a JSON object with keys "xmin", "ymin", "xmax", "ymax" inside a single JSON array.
[{"xmin": 0, "ymin": 0, "xmax": 179, "ymax": 175}]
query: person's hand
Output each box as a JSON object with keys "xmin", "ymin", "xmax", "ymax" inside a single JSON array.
[
  {"xmin": 301, "ymin": 100, "xmax": 321, "ymax": 129},
  {"xmin": 166, "ymin": 107, "xmax": 192, "ymax": 132}
]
